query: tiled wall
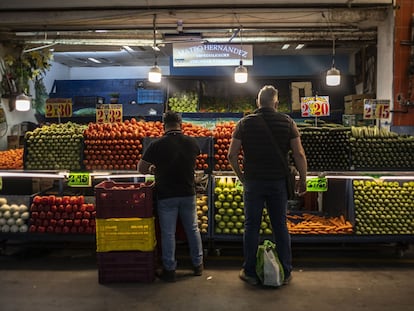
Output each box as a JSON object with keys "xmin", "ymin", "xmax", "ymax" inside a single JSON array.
[{"xmin": 393, "ymin": 0, "xmax": 414, "ymax": 126}]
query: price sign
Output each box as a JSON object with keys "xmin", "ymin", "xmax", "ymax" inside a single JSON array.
[
  {"xmin": 96, "ymin": 104, "xmax": 123, "ymax": 123},
  {"xmin": 45, "ymin": 99, "xmax": 72, "ymax": 118},
  {"xmin": 306, "ymin": 177, "xmax": 328, "ymax": 192},
  {"xmin": 364, "ymin": 99, "xmax": 390, "ymax": 120},
  {"xmin": 363, "ymin": 99, "xmax": 375, "ymax": 119},
  {"xmin": 375, "ymin": 103, "xmax": 390, "ymax": 119},
  {"xmin": 300, "ymin": 96, "xmax": 330, "ymax": 117},
  {"xmin": 145, "ymin": 175, "xmax": 155, "ymax": 182},
  {"xmin": 67, "ymin": 172, "xmax": 91, "ymax": 187}
]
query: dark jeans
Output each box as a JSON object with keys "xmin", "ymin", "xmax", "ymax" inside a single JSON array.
[{"xmin": 242, "ymin": 179, "xmax": 292, "ymax": 278}]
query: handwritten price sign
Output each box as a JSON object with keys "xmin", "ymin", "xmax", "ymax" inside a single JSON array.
[
  {"xmin": 96, "ymin": 104, "xmax": 123, "ymax": 123},
  {"xmin": 45, "ymin": 99, "xmax": 72, "ymax": 118},
  {"xmin": 363, "ymin": 99, "xmax": 390, "ymax": 120},
  {"xmin": 301, "ymin": 96, "xmax": 330, "ymax": 117}
]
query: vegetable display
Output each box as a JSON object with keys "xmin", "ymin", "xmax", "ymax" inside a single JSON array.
[
  {"xmin": 29, "ymin": 195, "xmax": 96, "ymax": 234},
  {"xmin": 0, "ymin": 198, "xmax": 29, "ymax": 233}
]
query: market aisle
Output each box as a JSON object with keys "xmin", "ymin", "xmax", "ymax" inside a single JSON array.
[{"xmin": 1, "ymin": 244, "xmax": 414, "ymax": 311}]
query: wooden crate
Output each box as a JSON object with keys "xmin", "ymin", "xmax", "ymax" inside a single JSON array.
[{"xmin": 344, "ymin": 94, "xmax": 375, "ymax": 114}]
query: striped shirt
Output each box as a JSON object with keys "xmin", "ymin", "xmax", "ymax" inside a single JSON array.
[{"xmin": 232, "ymin": 107, "xmax": 299, "ymax": 180}]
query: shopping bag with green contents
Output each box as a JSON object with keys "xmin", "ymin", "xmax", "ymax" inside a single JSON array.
[{"xmin": 256, "ymin": 239, "xmax": 284, "ymax": 287}]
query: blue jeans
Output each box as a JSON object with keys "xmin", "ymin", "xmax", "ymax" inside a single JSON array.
[
  {"xmin": 157, "ymin": 195, "xmax": 203, "ymax": 271},
  {"xmin": 243, "ymin": 179, "xmax": 292, "ymax": 278}
]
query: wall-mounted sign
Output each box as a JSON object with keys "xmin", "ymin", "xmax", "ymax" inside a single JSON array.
[
  {"xmin": 363, "ymin": 99, "xmax": 390, "ymax": 120},
  {"xmin": 173, "ymin": 42, "xmax": 253, "ymax": 67},
  {"xmin": 300, "ymin": 96, "xmax": 330, "ymax": 117}
]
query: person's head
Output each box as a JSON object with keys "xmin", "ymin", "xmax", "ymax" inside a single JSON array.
[
  {"xmin": 257, "ymin": 85, "xmax": 279, "ymax": 109},
  {"xmin": 163, "ymin": 110, "xmax": 182, "ymax": 131}
]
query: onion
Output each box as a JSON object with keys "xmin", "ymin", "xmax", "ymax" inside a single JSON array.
[
  {"xmin": 3, "ymin": 211, "xmax": 11, "ymax": 219},
  {"xmin": 0, "ymin": 219, "xmax": 6, "ymax": 226},
  {"xmin": 19, "ymin": 204, "xmax": 28, "ymax": 213},
  {"xmin": 13, "ymin": 211, "xmax": 20, "ymax": 219},
  {"xmin": 1, "ymin": 224, "xmax": 10, "ymax": 232},
  {"xmin": 0, "ymin": 204, "xmax": 10, "ymax": 212},
  {"xmin": 0, "ymin": 197, "xmax": 7, "ymax": 205},
  {"xmin": 20, "ymin": 212, "xmax": 29, "ymax": 220},
  {"xmin": 19, "ymin": 224, "xmax": 28, "ymax": 233},
  {"xmin": 10, "ymin": 204, "xmax": 19, "ymax": 213},
  {"xmin": 15, "ymin": 218, "xmax": 25, "ymax": 226},
  {"xmin": 10, "ymin": 225, "xmax": 19, "ymax": 233},
  {"xmin": 7, "ymin": 218, "xmax": 15, "ymax": 226}
]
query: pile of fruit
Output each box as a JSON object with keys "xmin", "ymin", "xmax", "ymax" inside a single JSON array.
[
  {"xmin": 0, "ymin": 198, "xmax": 29, "ymax": 233},
  {"xmin": 213, "ymin": 177, "xmax": 245, "ymax": 234},
  {"xmin": 29, "ymin": 195, "xmax": 96, "ymax": 234},
  {"xmin": 213, "ymin": 122, "xmax": 242, "ymax": 171},
  {"xmin": 299, "ymin": 126, "xmax": 351, "ymax": 171},
  {"xmin": 196, "ymin": 194, "xmax": 209, "ymax": 234},
  {"xmin": 168, "ymin": 91, "xmax": 198, "ymax": 112},
  {"xmin": 24, "ymin": 122, "xmax": 86, "ymax": 170},
  {"xmin": 353, "ymin": 179, "xmax": 414, "ymax": 235},
  {"xmin": 0, "ymin": 148, "xmax": 24, "ymax": 169},
  {"xmin": 349, "ymin": 126, "xmax": 414, "ymax": 170},
  {"xmin": 83, "ymin": 118, "xmax": 149, "ymax": 170}
]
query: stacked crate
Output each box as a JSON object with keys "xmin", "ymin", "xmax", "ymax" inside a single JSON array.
[{"xmin": 94, "ymin": 180, "xmax": 156, "ymax": 283}]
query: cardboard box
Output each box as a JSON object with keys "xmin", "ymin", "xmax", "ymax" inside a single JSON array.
[
  {"xmin": 7, "ymin": 135, "xmax": 24, "ymax": 149},
  {"xmin": 344, "ymin": 94, "xmax": 375, "ymax": 114}
]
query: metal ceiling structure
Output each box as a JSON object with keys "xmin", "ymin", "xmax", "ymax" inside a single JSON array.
[{"xmin": 0, "ymin": 0, "xmax": 394, "ymax": 67}]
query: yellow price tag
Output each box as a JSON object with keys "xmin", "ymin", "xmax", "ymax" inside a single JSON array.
[
  {"xmin": 45, "ymin": 99, "xmax": 73, "ymax": 118},
  {"xmin": 96, "ymin": 104, "xmax": 123, "ymax": 123}
]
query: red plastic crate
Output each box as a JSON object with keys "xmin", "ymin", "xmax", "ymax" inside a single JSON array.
[
  {"xmin": 97, "ymin": 250, "xmax": 156, "ymax": 283},
  {"xmin": 95, "ymin": 180, "xmax": 154, "ymax": 218}
]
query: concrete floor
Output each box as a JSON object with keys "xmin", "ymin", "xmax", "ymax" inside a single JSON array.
[{"xmin": 1, "ymin": 242, "xmax": 414, "ymax": 311}]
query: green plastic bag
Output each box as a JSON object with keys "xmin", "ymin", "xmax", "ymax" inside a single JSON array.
[{"xmin": 256, "ymin": 240, "xmax": 285, "ymax": 287}]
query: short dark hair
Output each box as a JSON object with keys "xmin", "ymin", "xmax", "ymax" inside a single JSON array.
[{"xmin": 163, "ymin": 110, "xmax": 182, "ymax": 126}]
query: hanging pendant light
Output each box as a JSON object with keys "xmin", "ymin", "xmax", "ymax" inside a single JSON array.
[
  {"xmin": 15, "ymin": 93, "xmax": 31, "ymax": 111},
  {"xmin": 148, "ymin": 62, "xmax": 162, "ymax": 83},
  {"xmin": 234, "ymin": 26, "xmax": 248, "ymax": 84},
  {"xmin": 234, "ymin": 60, "xmax": 248, "ymax": 83},
  {"xmin": 326, "ymin": 36, "xmax": 341, "ymax": 86},
  {"xmin": 148, "ymin": 14, "xmax": 162, "ymax": 83}
]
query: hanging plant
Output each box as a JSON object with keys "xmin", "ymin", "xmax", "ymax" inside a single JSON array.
[{"xmin": 0, "ymin": 44, "xmax": 53, "ymax": 97}]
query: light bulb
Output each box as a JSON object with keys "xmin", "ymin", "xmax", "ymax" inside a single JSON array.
[
  {"xmin": 148, "ymin": 65, "xmax": 162, "ymax": 83},
  {"xmin": 15, "ymin": 93, "xmax": 31, "ymax": 111},
  {"xmin": 326, "ymin": 67, "xmax": 341, "ymax": 86},
  {"xmin": 234, "ymin": 61, "xmax": 248, "ymax": 84}
]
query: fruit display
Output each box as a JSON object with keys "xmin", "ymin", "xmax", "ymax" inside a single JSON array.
[
  {"xmin": 83, "ymin": 118, "xmax": 152, "ymax": 170},
  {"xmin": 24, "ymin": 122, "xmax": 86, "ymax": 170},
  {"xmin": 213, "ymin": 121, "xmax": 242, "ymax": 171},
  {"xmin": 196, "ymin": 194, "xmax": 209, "ymax": 234},
  {"xmin": 349, "ymin": 126, "xmax": 414, "ymax": 170},
  {"xmin": 352, "ymin": 180, "xmax": 414, "ymax": 235},
  {"xmin": 168, "ymin": 91, "xmax": 198, "ymax": 112},
  {"xmin": 29, "ymin": 195, "xmax": 96, "ymax": 234},
  {"xmin": 213, "ymin": 176, "xmax": 245, "ymax": 235},
  {"xmin": 0, "ymin": 148, "xmax": 24, "ymax": 169},
  {"xmin": 0, "ymin": 197, "xmax": 29, "ymax": 233},
  {"xmin": 196, "ymin": 153, "xmax": 209, "ymax": 171},
  {"xmin": 299, "ymin": 126, "xmax": 351, "ymax": 171}
]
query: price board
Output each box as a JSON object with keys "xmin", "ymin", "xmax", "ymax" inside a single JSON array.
[
  {"xmin": 363, "ymin": 99, "xmax": 390, "ymax": 120},
  {"xmin": 306, "ymin": 177, "xmax": 328, "ymax": 192},
  {"xmin": 300, "ymin": 96, "xmax": 330, "ymax": 117},
  {"xmin": 45, "ymin": 98, "xmax": 73, "ymax": 118},
  {"xmin": 96, "ymin": 104, "xmax": 123, "ymax": 123},
  {"xmin": 67, "ymin": 172, "xmax": 91, "ymax": 187}
]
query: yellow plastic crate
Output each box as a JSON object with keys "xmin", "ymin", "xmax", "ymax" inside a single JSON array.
[{"xmin": 96, "ymin": 217, "xmax": 156, "ymax": 252}]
